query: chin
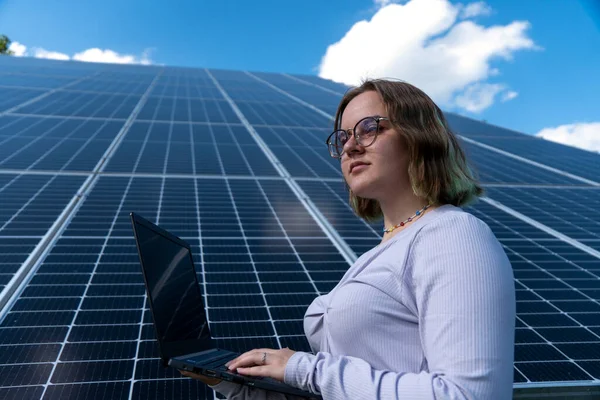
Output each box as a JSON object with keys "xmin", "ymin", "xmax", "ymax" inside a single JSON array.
[{"xmin": 346, "ymin": 179, "xmax": 378, "ymax": 199}]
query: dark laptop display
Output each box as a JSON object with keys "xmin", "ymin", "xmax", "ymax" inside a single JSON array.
[
  {"xmin": 132, "ymin": 214, "xmax": 214, "ymax": 365},
  {"xmin": 130, "ymin": 213, "xmax": 319, "ymax": 399},
  {"xmin": 134, "ymin": 220, "xmax": 210, "ymax": 343}
]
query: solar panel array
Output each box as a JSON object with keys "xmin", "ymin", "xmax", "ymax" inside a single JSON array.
[{"xmin": 0, "ymin": 55, "xmax": 599, "ymax": 399}]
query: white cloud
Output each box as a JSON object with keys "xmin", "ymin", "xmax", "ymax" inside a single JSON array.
[
  {"xmin": 318, "ymin": 0, "xmax": 538, "ymax": 113},
  {"xmin": 501, "ymin": 90, "xmax": 518, "ymax": 102},
  {"xmin": 5, "ymin": 42, "xmax": 153, "ymax": 65},
  {"xmin": 460, "ymin": 1, "xmax": 492, "ymax": 19},
  {"xmin": 32, "ymin": 48, "xmax": 70, "ymax": 61},
  {"xmin": 536, "ymin": 123, "xmax": 600, "ymax": 153},
  {"xmin": 374, "ymin": 0, "xmax": 393, "ymax": 7},
  {"xmin": 72, "ymin": 47, "xmax": 153, "ymax": 65},
  {"xmin": 8, "ymin": 41, "xmax": 27, "ymax": 57},
  {"xmin": 454, "ymin": 82, "xmax": 504, "ymax": 112}
]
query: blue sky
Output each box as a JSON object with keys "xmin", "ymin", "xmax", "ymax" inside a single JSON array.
[{"xmin": 1, "ymin": 0, "xmax": 599, "ymax": 151}]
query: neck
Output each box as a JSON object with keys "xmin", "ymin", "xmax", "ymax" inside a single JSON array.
[{"xmin": 379, "ymin": 191, "xmax": 431, "ymax": 236}]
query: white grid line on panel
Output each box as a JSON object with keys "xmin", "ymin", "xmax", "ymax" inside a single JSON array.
[
  {"xmin": 495, "ymin": 188, "xmax": 600, "ymax": 240},
  {"xmin": 280, "ymin": 73, "xmax": 344, "ymax": 97},
  {"xmin": 0, "ymin": 113, "xmax": 123, "ymax": 174},
  {"xmin": 244, "ymin": 71, "xmax": 600, "ymax": 352},
  {"xmin": 0, "ymin": 72, "xmax": 101, "ymax": 118},
  {"xmin": 267, "ymin": 73, "xmax": 600, "ymax": 190},
  {"xmin": 310, "ymin": 180, "xmax": 381, "ymax": 239},
  {"xmin": 468, "ymin": 207, "xmax": 600, "ymax": 382},
  {"xmin": 206, "ymin": 99, "xmax": 331, "ymax": 295},
  {"xmin": 22, "ymin": 121, "xmax": 116, "ymax": 173},
  {"xmin": 208, "ymin": 69, "xmax": 357, "ymax": 265},
  {"xmin": 245, "ymin": 111, "xmax": 341, "ymax": 178},
  {"xmin": 251, "ymin": 182, "xmax": 321, "ymax": 295},
  {"xmin": 466, "ymin": 147, "xmax": 580, "ymax": 186},
  {"xmin": 461, "ymin": 136, "xmax": 600, "ymax": 187},
  {"xmin": 39, "ymin": 171, "xmax": 142, "ymax": 397},
  {"xmin": 35, "ymin": 91, "xmax": 163, "ymax": 394},
  {"xmin": 201, "ymin": 96, "xmax": 282, "ymax": 346},
  {"xmin": 483, "ymin": 197, "xmax": 600, "ymax": 260},
  {"xmin": 5, "ymin": 112, "xmax": 128, "ymax": 123},
  {"xmin": 128, "ymin": 88, "xmax": 173, "ymax": 395},
  {"xmin": 0, "ymin": 173, "xmax": 30, "ymax": 195},
  {"xmin": 0, "ymin": 84, "xmax": 221, "ymax": 101},
  {"xmin": 245, "ymin": 72, "xmax": 332, "ymax": 121},
  {"xmin": 0, "ymin": 70, "xmax": 164, "ymax": 396},
  {"xmin": 0, "ymin": 177, "xmax": 59, "ymax": 233},
  {"xmin": 187, "ymin": 83, "xmax": 212, "ymax": 336},
  {"xmin": 0, "ymin": 175, "xmax": 93, "ymax": 317},
  {"xmin": 3, "ymin": 167, "xmax": 600, "ymax": 190}
]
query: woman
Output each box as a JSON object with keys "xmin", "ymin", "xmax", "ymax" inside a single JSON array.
[{"xmin": 182, "ymin": 79, "xmax": 516, "ymax": 399}]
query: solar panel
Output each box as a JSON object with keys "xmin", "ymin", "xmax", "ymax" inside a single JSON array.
[{"xmin": 0, "ymin": 55, "xmax": 599, "ymax": 399}]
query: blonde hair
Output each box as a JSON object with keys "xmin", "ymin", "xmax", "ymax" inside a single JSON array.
[{"xmin": 335, "ymin": 79, "xmax": 483, "ymax": 221}]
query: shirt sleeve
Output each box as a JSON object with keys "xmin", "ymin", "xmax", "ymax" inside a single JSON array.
[
  {"xmin": 209, "ymin": 380, "xmax": 314, "ymax": 400},
  {"xmin": 283, "ymin": 213, "xmax": 516, "ymax": 399}
]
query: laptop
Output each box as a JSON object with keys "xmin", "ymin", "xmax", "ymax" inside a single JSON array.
[{"xmin": 130, "ymin": 212, "xmax": 319, "ymax": 399}]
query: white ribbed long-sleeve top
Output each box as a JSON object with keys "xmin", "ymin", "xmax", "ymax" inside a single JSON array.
[{"xmin": 212, "ymin": 204, "xmax": 516, "ymax": 399}]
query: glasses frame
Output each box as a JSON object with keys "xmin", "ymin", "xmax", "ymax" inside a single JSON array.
[{"xmin": 325, "ymin": 116, "xmax": 390, "ymax": 159}]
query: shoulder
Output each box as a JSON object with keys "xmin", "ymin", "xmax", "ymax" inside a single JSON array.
[
  {"xmin": 412, "ymin": 206, "xmax": 496, "ymax": 247},
  {"xmin": 423, "ymin": 205, "xmax": 490, "ymax": 231},
  {"xmin": 407, "ymin": 206, "xmax": 510, "ymax": 278}
]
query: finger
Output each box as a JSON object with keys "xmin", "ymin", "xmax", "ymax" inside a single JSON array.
[
  {"xmin": 227, "ymin": 353, "xmax": 262, "ymax": 370},
  {"xmin": 236, "ymin": 365, "xmax": 269, "ymax": 377},
  {"xmin": 227, "ymin": 351, "xmax": 268, "ymax": 370},
  {"xmin": 226, "ymin": 348, "xmax": 264, "ymax": 367},
  {"xmin": 228, "ymin": 348, "xmax": 274, "ymax": 363}
]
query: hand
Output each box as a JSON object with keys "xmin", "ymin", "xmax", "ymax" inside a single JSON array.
[
  {"xmin": 226, "ymin": 347, "xmax": 296, "ymax": 382},
  {"xmin": 179, "ymin": 370, "xmax": 222, "ymax": 386}
]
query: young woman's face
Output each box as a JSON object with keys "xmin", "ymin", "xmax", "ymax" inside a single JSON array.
[{"xmin": 340, "ymin": 91, "xmax": 411, "ymax": 201}]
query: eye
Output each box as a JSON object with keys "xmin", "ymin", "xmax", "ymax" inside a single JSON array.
[
  {"xmin": 358, "ymin": 119, "xmax": 378, "ymax": 136},
  {"xmin": 335, "ymin": 130, "xmax": 348, "ymax": 145}
]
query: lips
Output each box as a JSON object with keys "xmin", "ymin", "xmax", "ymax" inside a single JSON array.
[{"xmin": 349, "ymin": 161, "xmax": 369, "ymax": 174}]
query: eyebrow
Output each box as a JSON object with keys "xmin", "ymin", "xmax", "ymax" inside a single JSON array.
[{"xmin": 341, "ymin": 115, "xmax": 386, "ymax": 130}]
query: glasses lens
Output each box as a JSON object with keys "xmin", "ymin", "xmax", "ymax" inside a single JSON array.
[
  {"xmin": 328, "ymin": 130, "xmax": 347, "ymax": 157},
  {"xmin": 355, "ymin": 117, "xmax": 379, "ymax": 147}
]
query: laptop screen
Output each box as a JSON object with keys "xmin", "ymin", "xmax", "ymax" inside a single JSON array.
[{"xmin": 133, "ymin": 219, "xmax": 211, "ymax": 344}]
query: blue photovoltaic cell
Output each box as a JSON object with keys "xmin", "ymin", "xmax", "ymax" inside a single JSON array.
[
  {"xmin": 484, "ymin": 187, "xmax": 600, "ymax": 240},
  {"xmin": 17, "ymin": 91, "xmax": 141, "ymax": 119},
  {"xmin": 251, "ymin": 71, "xmax": 343, "ymax": 116},
  {"xmin": 297, "ymin": 179, "xmax": 382, "ymax": 255},
  {"xmin": 0, "ymin": 56, "xmax": 98, "ymax": 77},
  {"xmin": 0, "ymin": 87, "xmax": 47, "ymax": 112},
  {"xmin": 0, "ymin": 176, "xmax": 341, "ymax": 397},
  {"xmin": 461, "ymin": 140, "xmax": 585, "ymax": 185},
  {"xmin": 0, "ymin": 172, "xmax": 85, "ymax": 297},
  {"xmin": 236, "ymin": 101, "xmax": 331, "ymax": 127},
  {"xmin": 104, "ymin": 122, "xmax": 278, "ymax": 176},
  {"xmin": 289, "ymin": 74, "xmax": 351, "ymax": 93},
  {"xmin": 0, "ymin": 73, "xmax": 76, "ymax": 89},
  {"xmin": 0, "ymin": 57, "xmax": 599, "ymax": 398},
  {"xmin": 446, "ymin": 113, "xmax": 527, "ymax": 139},
  {"xmin": 0, "ymin": 174, "xmax": 86, "ymax": 237},
  {"xmin": 0, "ymin": 116, "xmax": 125, "ymax": 171},
  {"xmin": 0, "ymin": 238, "xmax": 40, "ymax": 294},
  {"xmin": 256, "ymin": 126, "xmax": 340, "ymax": 178},
  {"xmin": 150, "ymin": 71, "xmax": 225, "ymax": 100},
  {"xmin": 67, "ymin": 79, "xmax": 151, "ymax": 95},
  {"xmin": 464, "ymin": 136, "xmax": 600, "ymax": 184}
]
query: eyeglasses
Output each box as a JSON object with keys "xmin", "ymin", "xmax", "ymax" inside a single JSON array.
[{"xmin": 325, "ymin": 116, "xmax": 390, "ymax": 159}]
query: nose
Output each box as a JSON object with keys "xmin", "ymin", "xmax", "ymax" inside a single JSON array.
[{"xmin": 342, "ymin": 132, "xmax": 363, "ymax": 158}]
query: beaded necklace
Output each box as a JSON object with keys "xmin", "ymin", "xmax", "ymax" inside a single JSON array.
[{"xmin": 383, "ymin": 204, "xmax": 431, "ymax": 234}]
